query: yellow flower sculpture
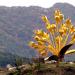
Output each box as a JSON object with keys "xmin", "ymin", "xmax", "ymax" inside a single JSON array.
[{"xmin": 29, "ymin": 9, "xmax": 75, "ymax": 61}]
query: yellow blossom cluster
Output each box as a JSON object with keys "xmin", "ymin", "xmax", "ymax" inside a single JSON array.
[{"xmin": 29, "ymin": 9, "xmax": 75, "ymax": 57}]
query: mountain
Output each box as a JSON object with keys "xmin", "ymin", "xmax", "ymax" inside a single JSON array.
[
  {"xmin": 0, "ymin": 3, "xmax": 75, "ymax": 59},
  {"xmin": 0, "ymin": 52, "xmax": 30, "ymax": 68},
  {"xmin": 0, "ymin": 51, "xmax": 31, "ymax": 67}
]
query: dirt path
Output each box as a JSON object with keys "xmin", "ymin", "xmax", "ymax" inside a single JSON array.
[{"xmin": 0, "ymin": 71, "xmax": 9, "ymax": 75}]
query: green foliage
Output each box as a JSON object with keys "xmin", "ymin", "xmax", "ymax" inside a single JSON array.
[{"xmin": 15, "ymin": 57, "xmax": 23, "ymax": 67}]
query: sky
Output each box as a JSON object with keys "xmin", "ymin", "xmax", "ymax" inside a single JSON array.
[{"xmin": 0, "ymin": 0, "xmax": 75, "ymax": 8}]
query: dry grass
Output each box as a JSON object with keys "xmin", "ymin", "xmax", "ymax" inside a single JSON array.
[
  {"xmin": 19, "ymin": 62, "xmax": 75, "ymax": 75},
  {"xmin": 1, "ymin": 62, "xmax": 75, "ymax": 75}
]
